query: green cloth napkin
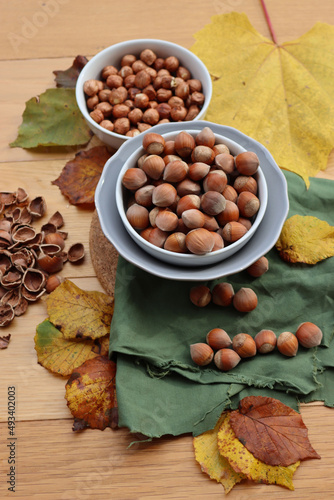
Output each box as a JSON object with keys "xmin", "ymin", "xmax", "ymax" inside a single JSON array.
[{"xmin": 110, "ymin": 170, "xmax": 334, "ymax": 437}]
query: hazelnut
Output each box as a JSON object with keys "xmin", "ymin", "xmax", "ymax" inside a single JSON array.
[
  {"xmin": 86, "ymin": 95, "xmax": 99, "ymax": 110},
  {"xmin": 100, "ymin": 120, "xmax": 114, "ymax": 132},
  {"xmin": 201, "ymin": 191, "xmax": 226, "ymax": 216},
  {"xmin": 195, "ymin": 127, "xmax": 215, "ymax": 148},
  {"xmin": 126, "ymin": 204, "xmax": 149, "ymax": 230},
  {"xmin": 118, "ymin": 65, "xmax": 133, "ymax": 78},
  {"xmin": 254, "ymin": 329, "xmax": 277, "ymax": 353},
  {"xmin": 152, "ymin": 183, "xmax": 177, "ymax": 207},
  {"xmin": 211, "ymin": 231, "xmax": 224, "ymax": 251},
  {"xmin": 132, "ymin": 60, "xmax": 148, "ymax": 73},
  {"xmin": 148, "ymin": 227, "xmax": 169, "ymax": 248},
  {"xmin": 164, "ymin": 56, "xmax": 179, "ymax": 72},
  {"xmin": 176, "ymin": 179, "xmax": 201, "ymax": 197},
  {"xmin": 106, "ymin": 74, "xmax": 123, "ymax": 89},
  {"xmin": 174, "ymin": 131, "xmax": 196, "ymax": 157},
  {"xmin": 221, "ymin": 221, "xmax": 247, "ymax": 243},
  {"xmin": 112, "ymin": 103, "xmax": 130, "ymax": 118},
  {"xmin": 170, "ymin": 105, "xmax": 187, "ymax": 121},
  {"xmin": 185, "ymin": 228, "xmax": 215, "ymax": 255},
  {"xmin": 191, "ymin": 145, "xmax": 215, "ymax": 165},
  {"xmin": 128, "ymin": 108, "xmax": 143, "ymax": 125},
  {"xmin": 213, "ymin": 144, "xmax": 230, "ymax": 156},
  {"xmin": 101, "ymin": 66, "xmax": 118, "ymax": 79},
  {"xmin": 134, "ymin": 69, "xmax": 152, "ymax": 89},
  {"xmin": 134, "ymin": 185, "xmax": 154, "ymax": 207},
  {"xmin": 203, "ymin": 170, "xmax": 228, "ymax": 193},
  {"xmin": 222, "ymin": 185, "xmax": 238, "ymax": 203},
  {"xmin": 246, "ymin": 256, "xmax": 269, "ymax": 277},
  {"xmin": 155, "ymin": 210, "xmax": 178, "ymax": 232},
  {"xmin": 232, "ymin": 333, "xmax": 257, "ymax": 358},
  {"xmin": 295, "ymin": 322, "xmax": 323, "ymax": 348},
  {"xmin": 142, "ymin": 108, "xmax": 160, "ymax": 125},
  {"xmin": 142, "ymin": 133, "xmax": 165, "ymax": 155},
  {"xmin": 122, "ymin": 168, "xmax": 147, "ymax": 191},
  {"xmin": 156, "ymin": 103, "xmax": 171, "ymax": 119},
  {"xmin": 185, "ymin": 104, "xmax": 200, "ymax": 121},
  {"xmin": 121, "ymin": 54, "xmax": 136, "ymax": 67},
  {"xmin": 212, "ymin": 282, "xmax": 234, "ymax": 307},
  {"xmin": 206, "ymin": 328, "xmax": 232, "ymax": 350},
  {"xmin": 233, "ymin": 287, "xmax": 258, "ymax": 312},
  {"xmin": 190, "ymin": 92, "xmax": 205, "ymax": 106},
  {"xmin": 215, "ymin": 153, "xmax": 235, "ymax": 174},
  {"xmin": 89, "ymin": 108, "xmax": 104, "ymax": 123},
  {"xmin": 164, "ymin": 232, "xmax": 187, "ymax": 253},
  {"xmin": 188, "ymin": 162, "xmax": 210, "ymax": 181},
  {"xmin": 277, "ymin": 332, "xmax": 299, "ymax": 357},
  {"xmin": 114, "ymin": 117, "xmax": 130, "ymax": 135},
  {"xmin": 202, "ymin": 214, "xmax": 219, "ymax": 232},
  {"xmin": 214, "ymin": 349, "xmax": 241, "ymax": 371},
  {"xmin": 190, "ymin": 343, "xmax": 214, "ymax": 366},
  {"xmin": 163, "ymin": 160, "xmax": 189, "ymax": 183},
  {"xmin": 141, "ymin": 155, "xmax": 165, "ymax": 180},
  {"xmin": 83, "ymin": 79, "xmax": 103, "ymax": 96},
  {"xmin": 143, "ymin": 84, "xmax": 157, "ymax": 100},
  {"xmin": 237, "ymin": 191, "xmax": 260, "ymax": 218},
  {"xmin": 235, "ymin": 151, "xmax": 259, "ymax": 175},
  {"xmin": 177, "ymin": 66, "xmax": 191, "ymax": 80},
  {"xmin": 189, "ymin": 285, "xmax": 212, "ymax": 307},
  {"xmin": 176, "ymin": 195, "xmax": 201, "ymax": 216},
  {"xmin": 216, "ymin": 200, "xmax": 239, "ymax": 225},
  {"xmin": 45, "ymin": 274, "xmax": 64, "ymax": 294},
  {"xmin": 134, "ymin": 93, "xmax": 150, "ymax": 108},
  {"xmin": 188, "ymin": 79, "xmax": 202, "ymax": 93},
  {"xmin": 233, "ymin": 175, "xmax": 258, "ymax": 195},
  {"xmin": 182, "ymin": 209, "xmax": 205, "ymax": 229},
  {"xmin": 140, "ymin": 49, "xmax": 157, "ymax": 66}
]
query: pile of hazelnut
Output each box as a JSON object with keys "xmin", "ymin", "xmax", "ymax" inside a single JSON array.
[
  {"xmin": 84, "ymin": 48, "xmax": 206, "ymax": 137},
  {"xmin": 121, "ymin": 128, "xmax": 261, "ymax": 255},
  {"xmin": 190, "ymin": 322, "xmax": 323, "ymax": 371}
]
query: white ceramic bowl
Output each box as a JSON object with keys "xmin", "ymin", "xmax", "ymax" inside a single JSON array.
[
  {"xmin": 115, "ymin": 127, "xmax": 268, "ymax": 267},
  {"xmin": 95, "ymin": 121, "xmax": 289, "ymax": 281},
  {"xmin": 76, "ymin": 39, "xmax": 213, "ymax": 150}
]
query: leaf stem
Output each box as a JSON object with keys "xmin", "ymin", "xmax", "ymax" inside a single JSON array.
[{"xmin": 260, "ymin": 0, "xmax": 278, "ymax": 45}]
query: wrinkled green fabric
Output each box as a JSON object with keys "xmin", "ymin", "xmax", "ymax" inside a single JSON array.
[{"xmin": 110, "ymin": 171, "xmax": 334, "ymax": 437}]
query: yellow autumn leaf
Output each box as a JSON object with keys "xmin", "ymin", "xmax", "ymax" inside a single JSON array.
[
  {"xmin": 192, "ymin": 12, "xmax": 334, "ymax": 186},
  {"xmin": 65, "ymin": 355, "xmax": 117, "ymax": 431},
  {"xmin": 34, "ymin": 319, "xmax": 109, "ymax": 376},
  {"xmin": 46, "ymin": 279, "xmax": 114, "ymax": 340},
  {"xmin": 276, "ymin": 214, "xmax": 334, "ymax": 264},
  {"xmin": 193, "ymin": 413, "xmax": 245, "ymax": 494},
  {"xmin": 217, "ymin": 414, "xmax": 300, "ymax": 490}
]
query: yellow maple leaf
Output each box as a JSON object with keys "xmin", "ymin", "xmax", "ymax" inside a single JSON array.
[
  {"xmin": 276, "ymin": 214, "xmax": 334, "ymax": 264},
  {"xmin": 193, "ymin": 413, "xmax": 245, "ymax": 494},
  {"xmin": 34, "ymin": 319, "xmax": 109, "ymax": 376},
  {"xmin": 217, "ymin": 414, "xmax": 300, "ymax": 490},
  {"xmin": 192, "ymin": 12, "xmax": 334, "ymax": 186},
  {"xmin": 46, "ymin": 280, "xmax": 114, "ymax": 340}
]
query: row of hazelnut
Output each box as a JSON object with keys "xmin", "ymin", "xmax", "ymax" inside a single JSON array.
[
  {"xmin": 84, "ymin": 48, "xmax": 205, "ymax": 137},
  {"xmin": 122, "ymin": 129, "xmax": 261, "ymax": 255},
  {"xmin": 190, "ymin": 283, "xmax": 259, "ymax": 313},
  {"xmin": 190, "ymin": 322, "xmax": 323, "ymax": 371}
]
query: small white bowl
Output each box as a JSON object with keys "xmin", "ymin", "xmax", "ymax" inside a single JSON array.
[
  {"xmin": 115, "ymin": 127, "xmax": 268, "ymax": 267},
  {"xmin": 76, "ymin": 39, "xmax": 212, "ymax": 150}
]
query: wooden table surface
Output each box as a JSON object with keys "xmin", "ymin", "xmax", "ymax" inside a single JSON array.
[{"xmin": 1, "ymin": 1, "xmax": 334, "ymax": 498}]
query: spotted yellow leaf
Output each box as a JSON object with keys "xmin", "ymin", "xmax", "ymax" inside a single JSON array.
[
  {"xmin": 194, "ymin": 412, "xmax": 245, "ymax": 494},
  {"xmin": 192, "ymin": 13, "xmax": 334, "ymax": 186},
  {"xmin": 34, "ymin": 319, "xmax": 109, "ymax": 376},
  {"xmin": 46, "ymin": 279, "xmax": 114, "ymax": 340},
  {"xmin": 217, "ymin": 414, "xmax": 300, "ymax": 490},
  {"xmin": 65, "ymin": 355, "xmax": 117, "ymax": 431},
  {"xmin": 276, "ymin": 214, "xmax": 334, "ymax": 264}
]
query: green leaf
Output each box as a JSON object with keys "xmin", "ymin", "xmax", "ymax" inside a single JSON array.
[{"xmin": 10, "ymin": 88, "xmax": 91, "ymax": 148}]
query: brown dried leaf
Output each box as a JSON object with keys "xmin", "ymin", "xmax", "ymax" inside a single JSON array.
[
  {"xmin": 229, "ymin": 396, "xmax": 321, "ymax": 466},
  {"xmin": 53, "ymin": 55, "xmax": 88, "ymax": 88},
  {"xmin": 65, "ymin": 355, "xmax": 117, "ymax": 431},
  {"xmin": 52, "ymin": 146, "xmax": 113, "ymax": 206}
]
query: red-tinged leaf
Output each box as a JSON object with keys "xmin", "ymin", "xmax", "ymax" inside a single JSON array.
[
  {"xmin": 53, "ymin": 55, "xmax": 88, "ymax": 88},
  {"xmin": 65, "ymin": 355, "xmax": 118, "ymax": 431},
  {"xmin": 52, "ymin": 146, "xmax": 113, "ymax": 205},
  {"xmin": 229, "ymin": 396, "xmax": 321, "ymax": 467},
  {"xmin": 0, "ymin": 334, "xmax": 11, "ymax": 349}
]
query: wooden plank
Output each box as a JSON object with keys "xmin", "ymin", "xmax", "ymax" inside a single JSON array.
[{"xmin": 0, "ymin": 405, "xmax": 333, "ymax": 499}]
